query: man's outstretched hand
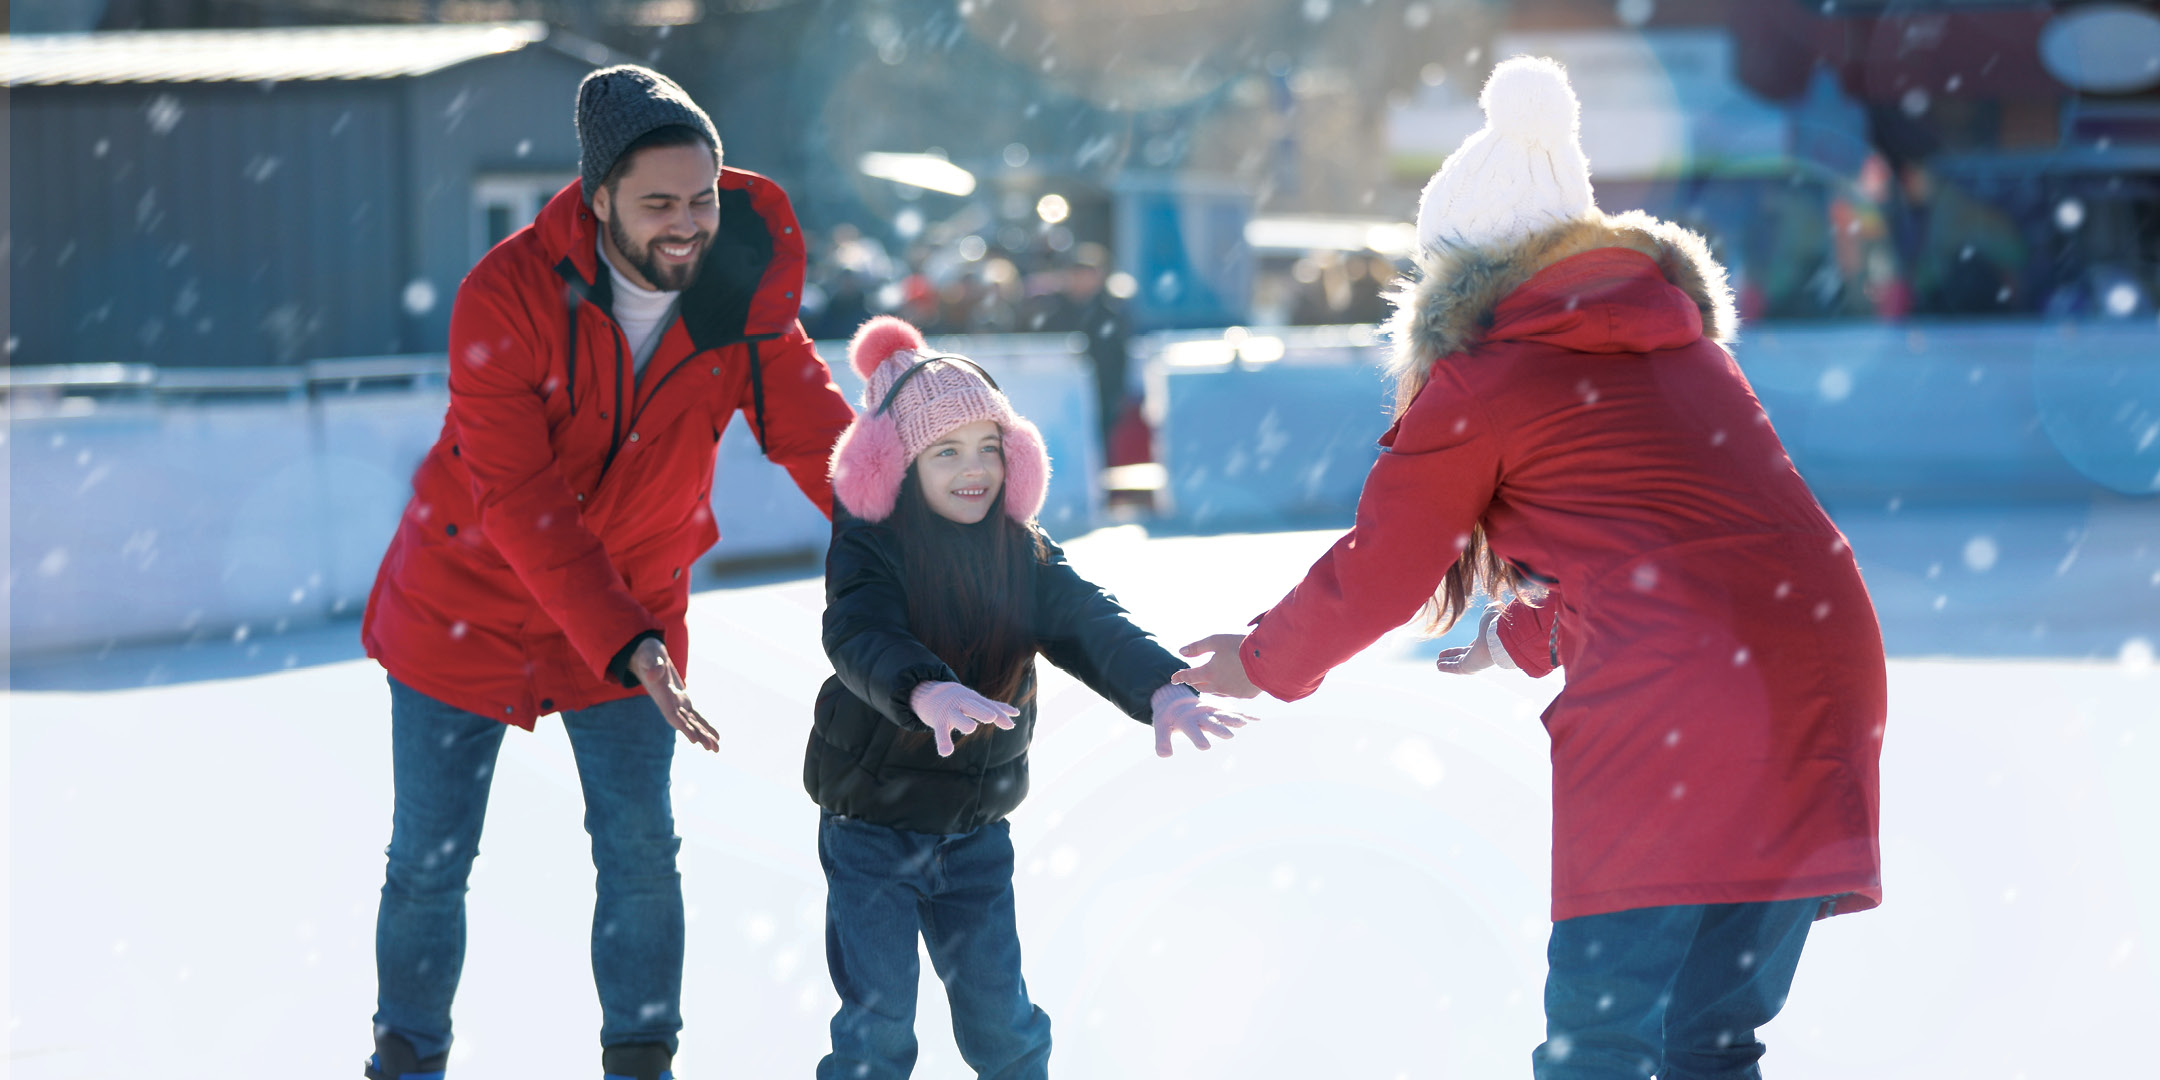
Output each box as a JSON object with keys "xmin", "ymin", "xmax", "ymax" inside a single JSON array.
[
  {"xmin": 1171, "ymin": 633, "xmax": 1262, "ymax": 699},
  {"xmin": 631, "ymin": 637, "xmax": 720, "ymax": 752}
]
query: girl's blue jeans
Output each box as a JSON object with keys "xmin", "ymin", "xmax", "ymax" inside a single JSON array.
[
  {"xmin": 1534, "ymin": 896, "xmax": 1827, "ymax": 1079},
  {"xmin": 816, "ymin": 811, "xmax": 1052, "ymax": 1080},
  {"xmin": 372, "ymin": 676, "xmax": 685, "ymax": 1060}
]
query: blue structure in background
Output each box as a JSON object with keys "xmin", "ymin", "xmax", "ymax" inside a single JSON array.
[
  {"xmin": 1147, "ymin": 326, "xmax": 1392, "ymax": 531},
  {"xmin": 1147, "ymin": 321, "xmax": 2160, "ymax": 534},
  {"xmin": 1113, "ymin": 175, "xmax": 1254, "ymax": 331}
]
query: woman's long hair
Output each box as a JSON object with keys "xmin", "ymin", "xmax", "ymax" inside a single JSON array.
[
  {"xmin": 889, "ymin": 467, "xmax": 1046, "ymax": 704},
  {"xmin": 1391, "ymin": 350, "xmax": 1537, "ymax": 637}
]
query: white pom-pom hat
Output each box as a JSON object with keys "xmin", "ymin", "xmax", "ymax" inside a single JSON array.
[
  {"xmin": 828, "ymin": 315, "xmax": 1051, "ymax": 524},
  {"xmin": 1416, "ymin": 55, "xmax": 1595, "ymax": 252}
]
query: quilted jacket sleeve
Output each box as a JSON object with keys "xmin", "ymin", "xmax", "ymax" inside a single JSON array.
[
  {"xmin": 1031, "ymin": 535, "xmax": 1188, "ymax": 724},
  {"xmin": 821, "ymin": 515, "xmax": 954, "ymax": 732}
]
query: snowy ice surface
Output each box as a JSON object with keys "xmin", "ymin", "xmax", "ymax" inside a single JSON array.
[{"xmin": 8, "ymin": 526, "xmax": 2158, "ymax": 1078}]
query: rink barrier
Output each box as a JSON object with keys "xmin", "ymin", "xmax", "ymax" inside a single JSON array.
[
  {"xmin": 1139, "ymin": 320, "xmax": 2160, "ymax": 532},
  {"xmin": 5, "ymin": 336, "xmax": 1100, "ymax": 658}
]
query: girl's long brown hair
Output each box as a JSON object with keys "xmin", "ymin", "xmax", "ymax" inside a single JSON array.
[
  {"xmin": 1392, "ymin": 357, "xmax": 1535, "ymax": 636},
  {"xmin": 889, "ymin": 468, "xmax": 1046, "ymax": 704}
]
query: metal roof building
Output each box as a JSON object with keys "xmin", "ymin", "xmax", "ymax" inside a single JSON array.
[{"xmin": 4, "ymin": 22, "xmax": 624, "ymax": 368}]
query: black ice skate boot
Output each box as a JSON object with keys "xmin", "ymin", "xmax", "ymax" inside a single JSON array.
[
  {"xmin": 602, "ymin": 1042, "xmax": 675, "ymax": 1080},
  {"xmin": 363, "ymin": 1031, "xmax": 447, "ymax": 1080}
]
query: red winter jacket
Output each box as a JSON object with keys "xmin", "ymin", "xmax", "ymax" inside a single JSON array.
[
  {"xmin": 363, "ymin": 173, "xmax": 856, "ymax": 728},
  {"xmin": 1242, "ymin": 212, "xmax": 1885, "ymax": 922}
]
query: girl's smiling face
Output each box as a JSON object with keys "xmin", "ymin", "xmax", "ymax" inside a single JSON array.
[{"xmin": 914, "ymin": 420, "xmax": 1005, "ymax": 524}]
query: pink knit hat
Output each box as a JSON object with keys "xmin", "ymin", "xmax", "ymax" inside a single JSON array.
[{"xmin": 828, "ymin": 316, "xmax": 1051, "ymax": 524}]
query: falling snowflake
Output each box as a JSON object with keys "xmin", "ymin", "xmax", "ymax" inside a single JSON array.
[
  {"xmin": 1391, "ymin": 737, "xmax": 1445, "ymax": 787},
  {"xmin": 2121, "ymin": 637, "xmax": 2154, "ymax": 675},
  {"xmin": 403, "ymin": 279, "xmax": 438, "ymax": 316},
  {"xmin": 1048, "ymin": 845, "xmax": 1079, "ymax": 877},
  {"xmin": 146, "ymin": 94, "xmax": 184, "ymax": 135},
  {"xmin": 1818, "ymin": 367, "xmax": 1853, "ymax": 403}
]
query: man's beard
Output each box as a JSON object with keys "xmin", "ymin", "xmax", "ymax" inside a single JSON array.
[{"xmin": 608, "ymin": 207, "xmax": 709, "ymax": 292}]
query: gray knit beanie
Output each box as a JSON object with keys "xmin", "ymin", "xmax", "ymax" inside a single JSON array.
[{"xmin": 575, "ymin": 65, "xmax": 721, "ymax": 203}]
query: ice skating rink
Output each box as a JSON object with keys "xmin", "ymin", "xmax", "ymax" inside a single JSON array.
[{"xmin": 9, "ymin": 521, "xmax": 2157, "ymax": 1078}]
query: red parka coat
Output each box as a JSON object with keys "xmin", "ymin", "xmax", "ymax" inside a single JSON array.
[
  {"xmin": 363, "ymin": 173, "xmax": 855, "ymax": 728},
  {"xmin": 1242, "ymin": 212, "xmax": 1886, "ymax": 922}
]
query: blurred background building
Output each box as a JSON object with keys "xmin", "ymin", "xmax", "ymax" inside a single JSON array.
[{"xmin": 16, "ymin": 0, "xmax": 2157, "ymax": 366}]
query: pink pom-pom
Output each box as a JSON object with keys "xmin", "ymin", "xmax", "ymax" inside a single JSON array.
[{"xmin": 847, "ymin": 316, "xmax": 927, "ymax": 380}]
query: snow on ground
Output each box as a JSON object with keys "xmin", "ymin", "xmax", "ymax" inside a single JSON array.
[{"xmin": 8, "ymin": 524, "xmax": 2159, "ymax": 1078}]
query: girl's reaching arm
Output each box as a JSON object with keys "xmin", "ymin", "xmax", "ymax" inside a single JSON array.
[
  {"xmin": 1032, "ymin": 537, "xmax": 1188, "ymax": 724},
  {"xmin": 821, "ymin": 516, "xmax": 958, "ymax": 731}
]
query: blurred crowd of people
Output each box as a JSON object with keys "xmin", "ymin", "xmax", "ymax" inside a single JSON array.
[
  {"xmin": 799, "ymin": 228, "xmax": 1141, "ymax": 460},
  {"xmin": 798, "ymin": 228, "xmax": 1131, "ymax": 343}
]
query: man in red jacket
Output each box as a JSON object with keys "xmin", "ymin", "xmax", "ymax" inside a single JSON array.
[{"xmin": 359, "ymin": 66, "xmax": 855, "ymax": 1080}]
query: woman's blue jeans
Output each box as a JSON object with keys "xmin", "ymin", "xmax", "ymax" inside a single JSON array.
[
  {"xmin": 816, "ymin": 812, "xmax": 1052, "ymax": 1080},
  {"xmin": 372, "ymin": 677, "xmax": 684, "ymax": 1059},
  {"xmin": 1534, "ymin": 897, "xmax": 1826, "ymax": 1079}
]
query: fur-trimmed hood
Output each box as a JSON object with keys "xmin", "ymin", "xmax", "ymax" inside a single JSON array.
[{"xmin": 1386, "ymin": 209, "xmax": 1738, "ymax": 399}]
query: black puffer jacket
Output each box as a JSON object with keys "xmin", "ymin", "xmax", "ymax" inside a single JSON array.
[{"xmin": 805, "ymin": 513, "xmax": 1185, "ymax": 834}]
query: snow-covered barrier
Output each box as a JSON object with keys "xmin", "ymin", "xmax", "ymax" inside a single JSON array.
[
  {"xmin": 1145, "ymin": 326, "xmax": 1395, "ymax": 531},
  {"xmin": 1145, "ymin": 321, "xmax": 2160, "ymax": 531},
  {"xmin": 6, "ymin": 337, "xmax": 1099, "ymax": 658}
]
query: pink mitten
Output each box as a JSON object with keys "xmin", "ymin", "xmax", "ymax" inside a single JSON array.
[
  {"xmin": 909, "ymin": 681, "xmax": 1021, "ymax": 757},
  {"xmin": 1150, "ymin": 683, "xmax": 1258, "ymax": 758}
]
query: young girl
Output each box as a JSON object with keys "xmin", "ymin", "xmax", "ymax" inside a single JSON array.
[{"xmin": 806, "ymin": 316, "xmax": 1250, "ymax": 1079}]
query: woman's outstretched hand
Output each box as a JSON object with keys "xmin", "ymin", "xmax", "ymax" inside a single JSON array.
[
  {"xmin": 1172, "ymin": 633, "xmax": 1262, "ymax": 699},
  {"xmin": 1150, "ymin": 684, "xmax": 1258, "ymax": 758},
  {"xmin": 1435, "ymin": 608, "xmax": 1501, "ymax": 675},
  {"xmin": 909, "ymin": 680, "xmax": 1021, "ymax": 757}
]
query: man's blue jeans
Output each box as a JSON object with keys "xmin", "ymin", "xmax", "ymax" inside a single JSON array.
[
  {"xmin": 373, "ymin": 677, "xmax": 684, "ymax": 1059},
  {"xmin": 1533, "ymin": 897, "xmax": 1826, "ymax": 1080},
  {"xmin": 816, "ymin": 811, "xmax": 1052, "ymax": 1080}
]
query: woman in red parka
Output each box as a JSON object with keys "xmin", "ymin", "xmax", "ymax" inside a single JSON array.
[{"xmin": 1177, "ymin": 57, "xmax": 1886, "ymax": 1079}]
